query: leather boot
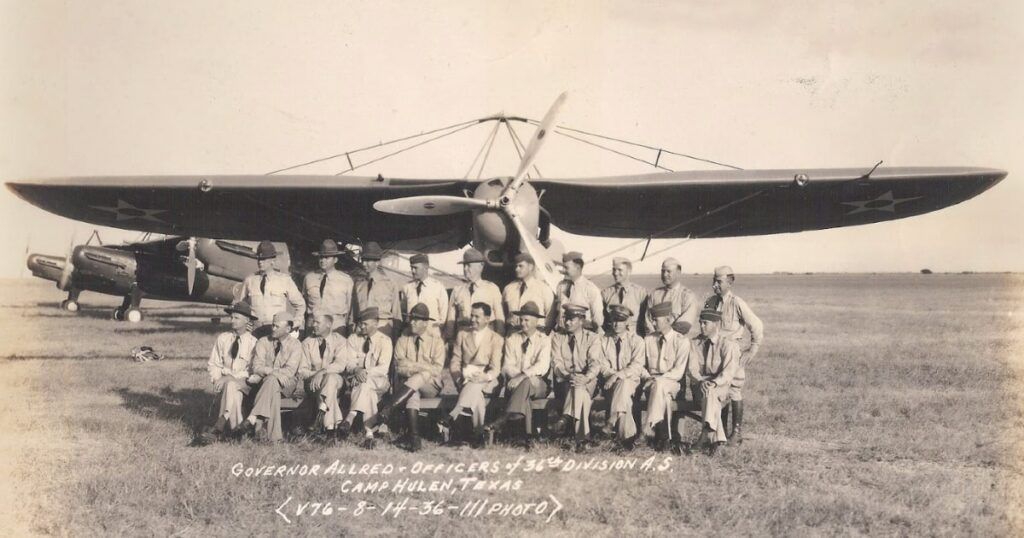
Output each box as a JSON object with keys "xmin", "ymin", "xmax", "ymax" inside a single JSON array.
[
  {"xmin": 731, "ymin": 400, "xmax": 744, "ymax": 445},
  {"xmin": 721, "ymin": 405, "xmax": 731, "ymax": 440},
  {"xmin": 364, "ymin": 386, "xmax": 416, "ymax": 429},
  {"xmin": 406, "ymin": 408, "xmax": 422, "ymax": 452}
]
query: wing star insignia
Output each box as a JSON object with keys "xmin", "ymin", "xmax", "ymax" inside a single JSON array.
[
  {"xmin": 91, "ymin": 199, "xmax": 168, "ymax": 223},
  {"xmin": 841, "ymin": 191, "xmax": 922, "ymax": 215}
]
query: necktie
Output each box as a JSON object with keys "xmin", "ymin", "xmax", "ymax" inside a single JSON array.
[
  {"xmin": 274, "ymin": 340, "xmax": 282, "ymax": 355},
  {"xmin": 318, "ymin": 338, "xmax": 327, "ymax": 359},
  {"xmin": 521, "ymin": 337, "xmax": 530, "ymax": 354},
  {"xmin": 230, "ymin": 335, "xmax": 240, "ymax": 360},
  {"xmin": 469, "ymin": 282, "xmax": 476, "ymax": 296},
  {"xmin": 518, "ymin": 281, "xmax": 526, "ymax": 297},
  {"xmin": 260, "ymin": 274, "xmax": 268, "ymax": 295},
  {"xmin": 363, "ymin": 337, "xmax": 371, "ymax": 354},
  {"xmin": 319, "ymin": 273, "xmax": 327, "ymax": 297},
  {"xmin": 658, "ymin": 335, "xmax": 665, "ymax": 354},
  {"xmin": 367, "ymin": 277, "xmax": 374, "ymax": 295},
  {"xmin": 658, "ymin": 335, "xmax": 666, "ymax": 371},
  {"xmin": 615, "ymin": 337, "xmax": 622, "ymax": 368},
  {"xmin": 568, "ymin": 334, "xmax": 576, "ymax": 354},
  {"xmin": 565, "ymin": 280, "xmax": 574, "ymax": 299},
  {"xmin": 704, "ymin": 339, "xmax": 712, "ymax": 358},
  {"xmin": 617, "ymin": 285, "xmax": 625, "ymax": 304},
  {"xmin": 416, "ymin": 281, "xmax": 424, "ymax": 296},
  {"xmin": 415, "ymin": 336, "xmax": 422, "ymax": 357}
]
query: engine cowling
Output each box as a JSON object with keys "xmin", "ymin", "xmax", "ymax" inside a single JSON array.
[{"xmin": 471, "ymin": 178, "xmax": 542, "ymax": 268}]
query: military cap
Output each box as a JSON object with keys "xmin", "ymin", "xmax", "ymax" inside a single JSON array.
[
  {"xmin": 409, "ymin": 253, "xmax": 429, "ymax": 266},
  {"xmin": 313, "ymin": 239, "xmax": 342, "ymax": 257},
  {"xmin": 649, "ymin": 301, "xmax": 674, "ymax": 319},
  {"xmin": 661, "ymin": 257, "xmax": 681, "ymax": 270},
  {"xmin": 612, "ymin": 257, "xmax": 631, "ymax": 268},
  {"xmin": 561, "ymin": 303, "xmax": 589, "ymax": 318},
  {"xmin": 272, "ymin": 311, "xmax": 294, "ymax": 325},
  {"xmin": 361, "ymin": 242, "xmax": 384, "ymax": 260},
  {"xmin": 704, "ymin": 295, "xmax": 723, "ymax": 310},
  {"xmin": 224, "ymin": 300, "xmax": 256, "ymax": 319},
  {"xmin": 562, "ymin": 251, "xmax": 584, "ymax": 265},
  {"xmin": 408, "ymin": 302, "xmax": 434, "ymax": 321},
  {"xmin": 607, "ymin": 304, "xmax": 632, "ymax": 322},
  {"xmin": 356, "ymin": 307, "xmax": 380, "ymax": 323},
  {"xmin": 512, "ymin": 301, "xmax": 544, "ymax": 318},
  {"xmin": 671, "ymin": 320, "xmax": 692, "ymax": 334},
  {"xmin": 513, "ymin": 252, "xmax": 535, "ymax": 265},
  {"xmin": 699, "ymin": 309, "xmax": 722, "ymax": 322},
  {"xmin": 458, "ymin": 248, "xmax": 485, "ymax": 264},
  {"xmin": 714, "ymin": 265, "xmax": 734, "ymax": 278},
  {"xmin": 255, "ymin": 240, "xmax": 277, "ymax": 260}
]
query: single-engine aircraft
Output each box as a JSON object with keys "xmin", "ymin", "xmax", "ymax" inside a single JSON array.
[{"xmin": 7, "ymin": 94, "xmax": 1007, "ymax": 295}]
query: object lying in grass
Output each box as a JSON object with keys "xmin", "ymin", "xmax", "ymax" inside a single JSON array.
[{"xmin": 131, "ymin": 346, "xmax": 163, "ymax": 362}]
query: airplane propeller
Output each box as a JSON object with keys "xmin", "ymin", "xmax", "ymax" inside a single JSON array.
[
  {"xmin": 185, "ymin": 236, "xmax": 198, "ymax": 295},
  {"xmin": 373, "ymin": 92, "xmax": 568, "ymax": 289},
  {"xmin": 58, "ymin": 234, "xmax": 75, "ymax": 291}
]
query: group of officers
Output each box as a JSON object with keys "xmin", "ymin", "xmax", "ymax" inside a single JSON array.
[{"xmin": 201, "ymin": 238, "xmax": 764, "ymax": 455}]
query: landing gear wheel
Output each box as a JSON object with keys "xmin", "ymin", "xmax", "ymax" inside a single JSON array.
[
  {"xmin": 60, "ymin": 300, "xmax": 80, "ymax": 312},
  {"xmin": 112, "ymin": 308, "xmax": 125, "ymax": 321},
  {"xmin": 125, "ymin": 308, "xmax": 143, "ymax": 323}
]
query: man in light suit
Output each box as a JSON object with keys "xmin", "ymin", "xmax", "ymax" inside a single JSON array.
[
  {"xmin": 598, "ymin": 304, "xmax": 646, "ymax": 450},
  {"xmin": 687, "ymin": 308, "xmax": 741, "ymax": 456},
  {"xmin": 299, "ymin": 312, "xmax": 352, "ymax": 437},
  {"xmin": 440, "ymin": 302, "xmax": 503, "ymax": 445},
  {"xmin": 302, "ymin": 239, "xmax": 354, "ymax": 334},
  {"xmin": 239, "ymin": 240, "xmax": 305, "ymax": 330},
  {"xmin": 549, "ymin": 304, "xmax": 603, "ymax": 451},
  {"xmin": 198, "ymin": 301, "xmax": 258, "ymax": 444},
  {"xmin": 340, "ymin": 307, "xmax": 393, "ymax": 443},
  {"xmin": 238, "ymin": 312, "xmax": 304, "ymax": 442},
  {"xmin": 641, "ymin": 302, "xmax": 692, "ymax": 452}
]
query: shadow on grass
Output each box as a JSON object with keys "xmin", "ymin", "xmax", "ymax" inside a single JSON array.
[{"xmin": 113, "ymin": 386, "xmax": 216, "ymax": 434}]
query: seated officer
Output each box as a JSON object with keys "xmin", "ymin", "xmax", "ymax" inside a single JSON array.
[
  {"xmin": 199, "ymin": 301, "xmax": 258, "ymax": 443},
  {"xmin": 439, "ymin": 302, "xmax": 503, "ymax": 445},
  {"xmin": 687, "ymin": 308, "xmax": 741, "ymax": 455},
  {"xmin": 364, "ymin": 303, "xmax": 445, "ymax": 452},
  {"xmin": 298, "ymin": 312, "xmax": 352, "ymax": 437},
  {"xmin": 340, "ymin": 307, "xmax": 393, "ymax": 442},
  {"xmin": 641, "ymin": 302, "xmax": 692, "ymax": 452},
  {"xmin": 239, "ymin": 312, "xmax": 304, "ymax": 442},
  {"xmin": 598, "ymin": 304, "xmax": 646, "ymax": 449},
  {"xmin": 483, "ymin": 301, "xmax": 552, "ymax": 449},
  {"xmin": 549, "ymin": 303, "xmax": 602, "ymax": 451}
]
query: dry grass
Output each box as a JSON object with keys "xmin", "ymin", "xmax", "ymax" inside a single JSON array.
[{"xmin": 0, "ymin": 274, "xmax": 1022, "ymax": 536}]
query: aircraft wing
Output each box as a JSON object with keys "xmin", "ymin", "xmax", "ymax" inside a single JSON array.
[{"xmin": 6, "ymin": 166, "xmax": 1005, "ymax": 241}]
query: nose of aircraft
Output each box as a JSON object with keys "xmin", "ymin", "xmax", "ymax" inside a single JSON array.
[{"xmin": 26, "ymin": 253, "xmax": 66, "ymax": 281}]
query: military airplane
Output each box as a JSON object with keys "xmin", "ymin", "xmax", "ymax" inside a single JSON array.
[{"xmin": 7, "ymin": 94, "xmax": 1007, "ymax": 294}]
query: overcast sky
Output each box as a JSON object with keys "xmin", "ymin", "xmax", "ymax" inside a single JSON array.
[{"xmin": 2, "ymin": 0, "xmax": 1021, "ymax": 280}]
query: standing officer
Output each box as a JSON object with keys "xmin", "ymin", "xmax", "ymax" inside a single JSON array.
[
  {"xmin": 642, "ymin": 257, "xmax": 699, "ymax": 337},
  {"xmin": 641, "ymin": 302, "xmax": 692, "ymax": 452},
  {"xmin": 365, "ymin": 303, "xmax": 445, "ymax": 452},
  {"xmin": 598, "ymin": 304, "xmax": 646, "ymax": 449},
  {"xmin": 240, "ymin": 240, "xmax": 306, "ymax": 330},
  {"xmin": 303, "ymin": 239, "xmax": 354, "ymax": 334},
  {"xmin": 298, "ymin": 312, "xmax": 353, "ymax": 436},
  {"xmin": 704, "ymin": 265, "xmax": 764, "ymax": 444},
  {"xmin": 502, "ymin": 253, "xmax": 557, "ymax": 333},
  {"xmin": 555, "ymin": 252, "xmax": 604, "ymax": 332},
  {"xmin": 440, "ymin": 302, "xmax": 503, "ymax": 444},
  {"xmin": 483, "ymin": 301, "xmax": 551, "ymax": 449},
  {"xmin": 239, "ymin": 312, "xmax": 304, "ymax": 442},
  {"xmin": 445, "ymin": 248, "xmax": 505, "ymax": 339},
  {"xmin": 399, "ymin": 253, "xmax": 448, "ymax": 336},
  {"xmin": 687, "ymin": 308, "xmax": 741, "ymax": 455},
  {"xmin": 352, "ymin": 242, "xmax": 400, "ymax": 338},
  {"xmin": 549, "ymin": 304, "xmax": 603, "ymax": 451},
  {"xmin": 199, "ymin": 300, "xmax": 259, "ymax": 443},
  {"xmin": 340, "ymin": 307, "xmax": 393, "ymax": 441},
  {"xmin": 601, "ymin": 257, "xmax": 649, "ymax": 334}
]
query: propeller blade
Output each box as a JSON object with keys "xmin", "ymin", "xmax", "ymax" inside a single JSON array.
[
  {"xmin": 505, "ymin": 206, "xmax": 563, "ymax": 291},
  {"xmin": 373, "ymin": 196, "xmax": 492, "ymax": 216},
  {"xmin": 58, "ymin": 235, "xmax": 75, "ymax": 291},
  {"xmin": 186, "ymin": 237, "xmax": 197, "ymax": 295},
  {"xmin": 503, "ymin": 92, "xmax": 568, "ymax": 202}
]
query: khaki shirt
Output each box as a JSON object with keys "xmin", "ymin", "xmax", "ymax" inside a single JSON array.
[
  {"xmin": 445, "ymin": 279, "xmax": 505, "ymax": 337},
  {"xmin": 642, "ymin": 283, "xmax": 699, "ymax": 337},
  {"xmin": 207, "ymin": 331, "xmax": 257, "ymax": 384},
  {"xmin": 450, "ymin": 327, "xmax": 503, "ymax": 383},
  {"xmin": 252, "ymin": 335, "xmax": 304, "ymax": 387},
  {"xmin": 345, "ymin": 331, "xmax": 393, "ymax": 380},
  {"xmin": 303, "ymin": 269, "xmax": 354, "ymax": 325},
  {"xmin": 298, "ymin": 332, "xmax": 352, "ymax": 379},
  {"xmin": 400, "ymin": 277, "xmax": 449, "ymax": 326},
  {"xmin": 598, "ymin": 332, "xmax": 646, "ymax": 382},
  {"xmin": 708, "ymin": 291, "xmax": 764, "ymax": 358},
  {"xmin": 502, "ymin": 330, "xmax": 551, "ymax": 379},
  {"xmin": 555, "ymin": 276, "xmax": 605, "ymax": 330},
  {"xmin": 240, "ymin": 270, "xmax": 306, "ymax": 325},
  {"xmin": 601, "ymin": 281, "xmax": 649, "ymax": 331},
  {"xmin": 394, "ymin": 331, "xmax": 446, "ymax": 380},
  {"xmin": 352, "ymin": 269, "xmax": 400, "ymax": 322},
  {"xmin": 502, "ymin": 277, "xmax": 557, "ymax": 331},
  {"xmin": 687, "ymin": 334, "xmax": 741, "ymax": 388},
  {"xmin": 642, "ymin": 330, "xmax": 691, "ymax": 382},
  {"xmin": 551, "ymin": 329, "xmax": 602, "ymax": 383}
]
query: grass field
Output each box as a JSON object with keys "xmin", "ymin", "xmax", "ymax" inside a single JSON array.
[{"xmin": 1, "ymin": 274, "xmax": 1022, "ymax": 536}]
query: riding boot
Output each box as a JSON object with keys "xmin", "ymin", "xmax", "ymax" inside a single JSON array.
[
  {"xmin": 406, "ymin": 408, "xmax": 422, "ymax": 452},
  {"xmin": 365, "ymin": 386, "xmax": 416, "ymax": 429},
  {"xmin": 721, "ymin": 404, "xmax": 731, "ymax": 440},
  {"xmin": 731, "ymin": 400, "xmax": 744, "ymax": 444}
]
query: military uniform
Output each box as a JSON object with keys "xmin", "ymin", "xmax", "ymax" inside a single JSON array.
[
  {"xmin": 249, "ymin": 333, "xmax": 304, "ymax": 441},
  {"xmin": 502, "ymin": 276, "xmax": 556, "ymax": 332},
  {"xmin": 241, "ymin": 270, "xmax": 306, "ymax": 326},
  {"xmin": 207, "ymin": 329, "xmax": 257, "ymax": 430},
  {"xmin": 393, "ymin": 330, "xmax": 446, "ymax": 409},
  {"xmin": 446, "ymin": 279, "xmax": 505, "ymax": 338},
  {"xmin": 641, "ymin": 328, "xmax": 691, "ymax": 434},
  {"xmin": 352, "ymin": 268, "xmax": 400, "ymax": 338},
  {"xmin": 598, "ymin": 329, "xmax": 646, "ymax": 441},
  {"xmin": 551, "ymin": 325, "xmax": 602, "ymax": 436},
  {"xmin": 344, "ymin": 328, "xmax": 393, "ymax": 421},
  {"xmin": 706, "ymin": 290, "xmax": 764, "ymax": 402},
  {"xmin": 499, "ymin": 328, "xmax": 552, "ymax": 436},
  {"xmin": 642, "ymin": 283, "xmax": 699, "ymax": 337},
  {"xmin": 555, "ymin": 275, "xmax": 605, "ymax": 331},
  {"xmin": 447, "ymin": 326, "xmax": 503, "ymax": 428},
  {"xmin": 303, "ymin": 269, "xmax": 354, "ymax": 331},
  {"xmin": 687, "ymin": 332, "xmax": 741, "ymax": 443},
  {"xmin": 601, "ymin": 281, "xmax": 648, "ymax": 333},
  {"xmin": 400, "ymin": 277, "xmax": 448, "ymax": 333},
  {"xmin": 299, "ymin": 332, "xmax": 352, "ymax": 430}
]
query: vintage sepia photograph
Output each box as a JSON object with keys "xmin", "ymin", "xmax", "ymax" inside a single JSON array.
[{"xmin": 1, "ymin": 1, "xmax": 1021, "ymax": 535}]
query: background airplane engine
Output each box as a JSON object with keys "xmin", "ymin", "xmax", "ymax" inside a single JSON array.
[
  {"xmin": 71, "ymin": 245, "xmax": 138, "ymax": 297},
  {"xmin": 470, "ymin": 178, "xmax": 542, "ymax": 267},
  {"xmin": 25, "ymin": 254, "xmax": 68, "ymax": 285}
]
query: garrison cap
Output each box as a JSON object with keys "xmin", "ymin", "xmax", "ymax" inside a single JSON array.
[
  {"xmin": 699, "ymin": 309, "xmax": 722, "ymax": 322},
  {"xmin": 272, "ymin": 311, "xmax": 294, "ymax": 325},
  {"xmin": 313, "ymin": 239, "xmax": 342, "ymax": 257},
  {"xmin": 607, "ymin": 304, "xmax": 632, "ymax": 322},
  {"xmin": 361, "ymin": 242, "xmax": 384, "ymax": 260},
  {"xmin": 512, "ymin": 301, "xmax": 544, "ymax": 318},
  {"xmin": 562, "ymin": 251, "xmax": 584, "ymax": 265},
  {"xmin": 356, "ymin": 307, "xmax": 380, "ymax": 323},
  {"xmin": 612, "ymin": 257, "xmax": 631, "ymax": 268},
  {"xmin": 458, "ymin": 248, "xmax": 485, "ymax": 264},
  {"xmin": 649, "ymin": 301, "xmax": 674, "ymax": 319},
  {"xmin": 671, "ymin": 320, "xmax": 692, "ymax": 334},
  {"xmin": 408, "ymin": 302, "xmax": 434, "ymax": 321},
  {"xmin": 409, "ymin": 253, "xmax": 429, "ymax": 266},
  {"xmin": 255, "ymin": 240, "xmax": 278, "ymax": 260},
  {"xmin": 224, "ymin": 300, "xmax": 256, "ymax": 319},
  {"xmin": 704, "ymin": 295, "xmax": 723, "ymax": 310},
  {"xmin": 714, "ymin": 265, "xmax": 734, "ymax": 278},
  {"xmin": 662, "ymin": 257, "xmax": 681, "ymax": 270},
  {"xmin": 561, "ymin": 303, "xmax": 589, "ymax": 318},
  {"xmin": 513, "ymin": 252, "xmax": 535, "ymax": 265}
]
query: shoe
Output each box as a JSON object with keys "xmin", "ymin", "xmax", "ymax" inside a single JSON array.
[
  {"xmin": 336, "ymin": 421, "xmax": 351, "ymax": 439},
  {"xmin": 708, "ymin": 441, "xmax": 726, "ymax": 456},
  {"xmin": 308, "ymin": 410, "xmax": 325, "ymax": 433},
  {"xmin": 362, "ymin": 436, "xmax": 377, "ymax": 450},
  {"xmin": 236, "ymin": 420, "xmax": 256, "ymax": 439},
  {"xmin": 670, "ymin": 441, "xmax": 683, "ymax": 456},
  {"xmin": 574, "ymin": 440, "xmax": 587, "ymax": 454},
  {"xmin": 548, "ymin": 416, "xmax": 569, "ymax": 437},
  {"xmin": 731, "ymin": 401, "xmax": 744, "ymax": 444},
  {"xmin": 732, "ymin": 424, "xmax": 743, "ymax": 445},
  {"xmin": 483, "ymin": 414, "xmax": 508, "ymax": 434}
]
